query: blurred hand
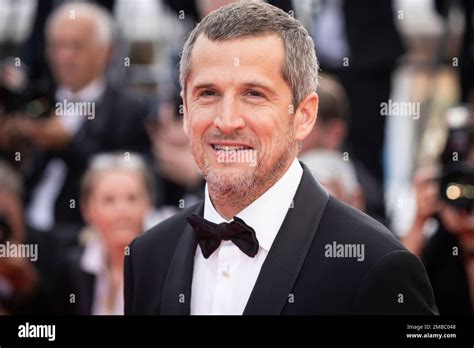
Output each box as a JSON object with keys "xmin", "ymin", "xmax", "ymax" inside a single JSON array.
[
  {"xmin": 413, "ymin": 167, "xmax": 440, "ymax": 224},
  {"xmin": 1, "ymin": 115, "xmax": 71, "ymax": 151},
  {"xmin": 0, "ymin": 257, "xmax": 38, "ymax": 296},
  {"xmin": 1, "ymin": 61, "xmax": 27, "ymax": 93},
  {"xmin": 402, "ymin": 168, "xmax": 440, "ymax": 256},
  {"xmin": 0, "ymin": 117, "xmax": 16, "ymax": 149}
]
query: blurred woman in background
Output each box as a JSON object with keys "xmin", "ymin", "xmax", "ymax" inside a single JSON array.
[{"xmin": 54, "ymin": 152, "xmax": 152, "ymax": 315}]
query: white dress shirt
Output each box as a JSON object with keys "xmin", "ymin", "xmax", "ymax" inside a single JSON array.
[
  {"xmin": 55, "ymin": 78, "xmax": 106, "ymax": 134},
  {"xmin": 190, "ymin": 157, "xmax": 303, "ymax": 315},
  {"xmin": 26, "ymin": 78, "xmax": 106, "ymax": 231},
  {"xmin": 80, "ymin": 231, "xmax": 124, "ymax": 315}
]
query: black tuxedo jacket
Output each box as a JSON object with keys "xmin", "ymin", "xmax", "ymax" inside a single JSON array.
[
  {"xmin": 124, "ymin": 164, "xmax": 438, "ymax": 315},
  {"xmin": 24, "ymin": 85, "xmax": 151, "ymax": 227},
  {"xmin": 53, "ymin": 246, "xmax": 96, "ymax": 315}
]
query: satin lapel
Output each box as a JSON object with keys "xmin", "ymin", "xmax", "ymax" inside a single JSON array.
[
  {"xmin": 160, "ymin": 203, "xmax": 203, "ymax": 315},
  {"xmin": 243, "ymin": 164, "xmax": 329, "ymax": 315}
]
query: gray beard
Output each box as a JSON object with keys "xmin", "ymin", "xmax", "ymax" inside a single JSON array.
[{"xmin": 202, "ymin": 146, "xmax": 293, "ymax": 207}]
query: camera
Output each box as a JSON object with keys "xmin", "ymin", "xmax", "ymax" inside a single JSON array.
[
  {"xmin": 0, "ymin": 58, "xmax": 54, "ymax": 118},
  {"xmin": 439, "ymin": 162, "xmax": 474, "ymax": 212},
  {"xmin": 439, "ymin": 106, "xmax": 474, "ymax": 212}
]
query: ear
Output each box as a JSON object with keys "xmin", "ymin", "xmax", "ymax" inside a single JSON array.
[
  {"xmin": 293, "ymin": 92, "xmax": 318, "ymax": 142},
  {"xmin": 180, "ymin": 90, "xmax": 189, "ymax": 136}
]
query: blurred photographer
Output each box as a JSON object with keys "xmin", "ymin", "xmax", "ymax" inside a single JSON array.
[
  {"xmin": 0, "ymin": 160, "xmax": 61, "ymax": 314},
  {"xmin": 0, "ymin": 161, "xmax": 36, "ymax": 314},
  {"xmin": 402, "ymin": 105, "xmax": 474, "ymax": 314}
]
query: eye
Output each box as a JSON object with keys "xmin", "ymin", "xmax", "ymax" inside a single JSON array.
[
  {"xmin": 102, "ymin": 195, "xmax": 115, "ymax": 205},
  {"xmin": 245, "ymin": 90, "xmax": 264, "ymax": 98},
  {"xmin": 127, "ymin": 193, "xmax": 138, "ymax": 202},
  {"xmin": 199, "ymin": 89, "xmax": 218, "ymax": 97}
]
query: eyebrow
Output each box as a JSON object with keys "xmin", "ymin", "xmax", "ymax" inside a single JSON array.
[
  {"xmin": 242, "ymin": 81, "xmax": 277, "ymax": 96},
  {"xmin": 191, "ymin": 83, "xmax": 218, "ymax": 92},
  {"xmin": 191, "ymin": 80, "xmax": 277, "ymax": 97}
]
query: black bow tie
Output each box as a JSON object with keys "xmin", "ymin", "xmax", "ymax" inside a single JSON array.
[{"xmin": 186, "ymin": 214, "xmax": 259, "ymax": 259}]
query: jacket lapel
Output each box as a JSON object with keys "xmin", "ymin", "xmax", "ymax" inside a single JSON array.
[
  {"xmin": 243, "ymin": 164, "xmax": 329, "ymax": 315},
  {"xmin": 160, "ymin": 203, "xmax": 203, "ymax": 315}
]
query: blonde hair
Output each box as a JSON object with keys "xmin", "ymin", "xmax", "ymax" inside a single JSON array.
[{"xmin": 80, "ymin": 152, "xmax": 154, "ymax": 203}]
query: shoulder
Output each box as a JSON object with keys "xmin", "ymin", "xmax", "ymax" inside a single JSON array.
[
  {"xmin": 318, "ymin": 198, "xmax": 437, "ymax": 314},
  {"xmin": 319, "ymin": 196, "xmax": 406, "ymax": 262}
]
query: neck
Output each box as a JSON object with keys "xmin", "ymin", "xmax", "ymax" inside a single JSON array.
[
  {"xmin": 108, "ymin": 246, "xmax": 124, "ymax": 271},
  {"xmin": 209, "ymin": 157, "xmax": 296, "ymax": 220},
  {"xmin": 210, "ymin": 195, "xmax": 249, "ymax": 221},
  {"xmin": 66, "ymin": 76, "xmax": 104, "ymax": 94}
]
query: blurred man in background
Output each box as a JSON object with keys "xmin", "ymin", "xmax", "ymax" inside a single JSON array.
[
  {"xmin": 0, "ymin": 3, "xmax": 151, "ymax": 239},
  {"xmin": 305, "ymin": 0, "xmax": 404, "ymax": 187},
  {"xmin": 300, "ymin": 75, "xmax": 386, "ymax": 224},
  {"xmin": 21, "ymin": 0, "xmax": 115, "ymax": 89}
]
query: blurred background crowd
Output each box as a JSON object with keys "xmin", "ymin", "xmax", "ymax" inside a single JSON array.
[{"xmin": 0, "ymin": 0, "xmax": 473, "ymax": 315}]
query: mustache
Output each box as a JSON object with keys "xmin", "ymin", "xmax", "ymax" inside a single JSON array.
[{"xmin": 204, "ymin": 130, "xmax": 258, "ymax": 148}]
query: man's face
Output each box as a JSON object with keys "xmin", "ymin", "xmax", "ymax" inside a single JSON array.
[
  {"xmin": 183, "ymin": 34, "xmax": 304, "ymax": 198},
  {"xmin": 47, "ymin": 17, "xmax": 109, "ymax": 92}
]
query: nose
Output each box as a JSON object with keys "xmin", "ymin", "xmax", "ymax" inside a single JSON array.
[
  {"xmin": 52, "ymin": 43, "xmax": 77, "ymax": 63},
  {"xmin": 114, "ymin": 198, "xmax": 134, "ymax": 219},
  {"xmin": 213, "ymin": 94, "xmax": 245, "ymax": 134}
]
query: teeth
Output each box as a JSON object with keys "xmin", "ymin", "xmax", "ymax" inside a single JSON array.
[{"xmin": 213, "ymin": 145, "xmax": 250, "ymax": 151}]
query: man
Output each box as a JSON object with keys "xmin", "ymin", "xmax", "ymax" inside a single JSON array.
[
  {"xmin": 20, "ymin": 0, "xmax": 115, "ymax": 88},
  {"xmin": 300, "ymin": 75, "xmax": 386, "ymax": 225},
  {"xmin": 301, "ymin": 0, "xmax": 404, "ymax": 185},
  {"xmin": 18, "ymin": 2, "xmax": 150, "ymax": 232},
  {"xmin": 124, "ymin": 1, "xmax": 438, "ymax": 315}
]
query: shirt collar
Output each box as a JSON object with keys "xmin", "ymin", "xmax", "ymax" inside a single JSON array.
[
  {"xmin": 80, "ymin": 231, "xmax": 106, "ymax": 276},
  {"xmin": 56, "ymin": 77, "xmax": 106, "ymax": 103},
  {"xmin": 204, "ymin": 157, "xmax": 303, "ymax": 252}
]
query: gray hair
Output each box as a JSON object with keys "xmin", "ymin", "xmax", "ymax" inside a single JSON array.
[
  {"xmin": 0, "ymin": 161, "xmax": 23, "ymax": 198},
  {"xmin": 46, "ymin": 1, "xmax": 115, "ymax": 46},
  {"xmin": 81, "ymin": 153, "xmax": 154, "ymax": 203},
  {"xmin": 179, "ymin": 0, "xmax": 319, "ymax": 107}
]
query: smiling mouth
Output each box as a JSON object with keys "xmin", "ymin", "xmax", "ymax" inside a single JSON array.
[{"xmin": 211, "ymin": 144, "xmax": 254, "ymax": 151}]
